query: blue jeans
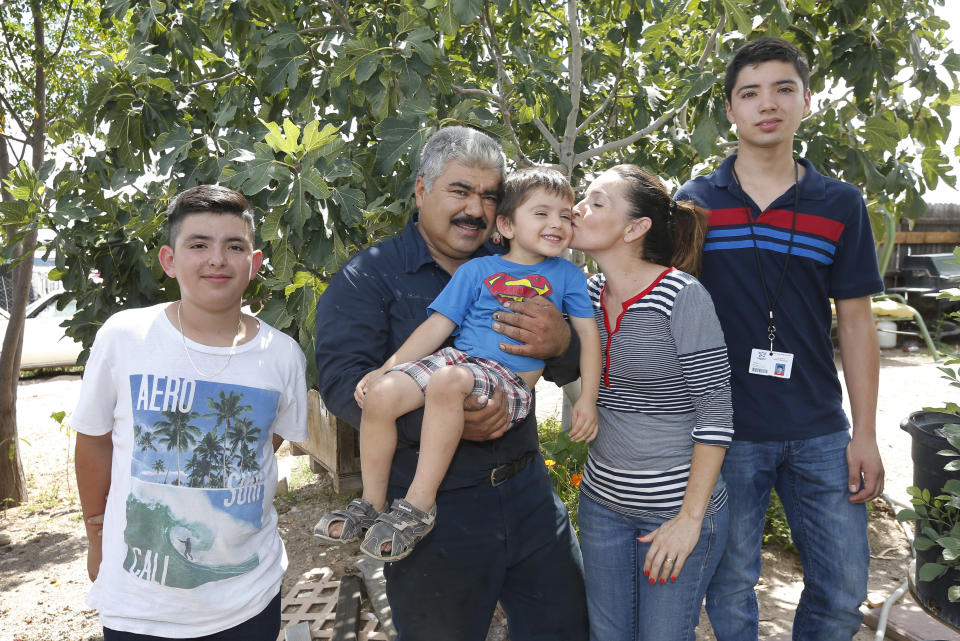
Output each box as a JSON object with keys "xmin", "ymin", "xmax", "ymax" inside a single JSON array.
[
  {"xmin": 103, "ymin": 591, "xmax": 280, "ymax": 640},
  {"xmin": 705, "ymin": 430, "xmax": 869, "ymax": 641},
  {"xmin": 579, "ymin": 493, "xmax": 728, "ymax": 641},
  {"xmin": 384, "ymin": 454, "xmax": 589, "ymax": 641}
]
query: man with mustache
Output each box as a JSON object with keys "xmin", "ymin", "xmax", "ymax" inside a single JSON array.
[{"xmin": 314, "ymin": 126, "xmax": 589, "ymax": 640}]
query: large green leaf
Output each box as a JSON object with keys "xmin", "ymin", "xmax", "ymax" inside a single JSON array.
[
  {"xmin": 331, "ymin": 186, "xmax": 366, "ymax": 228},
  {"xmin": 919, "ymin": 562, "xmax": 949, "ymax": 582},
  {"xmin": 155, "ymin": 127, "xmax": 196, "ymax": 176},
  {"xmin": 374, "ymin": 117, "xmax": 431, "ymax": 173},
  {"xmin": 221, "ymin": 143, "xmax": 283, "ymax": 196}
]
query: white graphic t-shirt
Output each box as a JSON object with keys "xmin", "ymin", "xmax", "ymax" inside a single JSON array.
[{"xmin": 71, "ymin": 303, "xmax": 307, "ymax": 636}]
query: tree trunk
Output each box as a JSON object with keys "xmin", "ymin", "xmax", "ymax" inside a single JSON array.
[
  {"xmin": 0, "ymin": 0, "xmax": 46, "ymax": 507},
  {"xmin": 0, "ymin": 227, "xmax": 34, "ymax": 508},
  {"xmin": 0, "ymin": 133, "xmax": 32, "ymax": 505}
]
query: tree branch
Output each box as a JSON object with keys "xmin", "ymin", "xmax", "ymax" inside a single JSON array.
[
  {"xmin": 480, "ymin": 0, "xmax": 532, "ymax": 167},
  {"xmin": 0, "ymin": 90, "xmax": 30, "ymax": 139},
  {"xmin": 574, "ymin": 104, "xmax": 683, "ymax": 165},
  {"xmin": 50, "ymin": 0, "xmax": 76, "ymax": 59},
  {"xmin": 560, "ymin": 0, "xmax": 582, "ymax": 171},
  {"xmin": 682, "ymin": 12, "xmax": 725, "ymax": 131},
  {"xmin": 696, "ymin": 12, "xmax": 724, "ymax": 70},
  {"xmin": 185, "ymin": 70, "xmax": 239, "ymax": 88},
  {"xmin": 298, "ymin": 25, "xmax": 346, "ymax": 36},
  {"xmin": 450, "ymin": 84, "xmax": 500, "ymax": 101},
  {"xmin": 534, "ymin": 118, "xmax": 560, "ymax": 154},
  {"xmin": 0, "ymin": 12, "xmax": 29, "ymax": 89},
  {"xmin": 31, "ymin": 0, "xmax": 46, "ymax": 170},
  {"xmin": 577, "ymin": 44, "xmax": 626, "ymax": 135},
  {"xmin": 208, "ymin": 131, "xmax": 222, "ymax": 156},
  {"xmin": 325, "ymin": 0, "xmax": 354, "ymax": 34},
  {"xmin": 0, "ymin": 131, "xmax": 28, "ymax": 145}
]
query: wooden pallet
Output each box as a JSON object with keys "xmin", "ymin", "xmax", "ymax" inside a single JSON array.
[
  {"xmin": 278, "ymin": 567, "xmax": 389, "ymax": 640},
  {"xmin": 289, "ymin": 390, "xmax": 363, "ymax": 494}
]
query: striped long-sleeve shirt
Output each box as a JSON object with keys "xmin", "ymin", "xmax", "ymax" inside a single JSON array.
[{"xmin": 580, "ymin": 267, "xmax": 734, "ymax": 518}]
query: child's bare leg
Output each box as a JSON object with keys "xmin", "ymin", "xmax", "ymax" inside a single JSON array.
[
  {"xmin": 322, "ymin": 372, "xmax": 424, "ymax": 541},
  {"xmin": 405, "ymin": 365, "xmax": 475, "ymax": 512},
  {"xmin": 359, "ymin": 371, "xmax": 425, "ymax": 511}
]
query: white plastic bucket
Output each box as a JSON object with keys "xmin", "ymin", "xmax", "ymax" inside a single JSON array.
[{"xmin": 876, "ymin": 320, "xmax": 897, "ymax": 348}]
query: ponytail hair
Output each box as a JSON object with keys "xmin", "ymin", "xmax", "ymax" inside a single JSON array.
[{"xmin": 610, "ymin": 164, "xmax": 709, "ymax": 276}]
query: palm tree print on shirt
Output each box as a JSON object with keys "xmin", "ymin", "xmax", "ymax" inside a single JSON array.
[
  {"xmin": 154, "ymin": 409, "xmax": 202, "ymax": 486},
  {"xmin": 129, "ymin": 377, "xmax": 274, "ymax": 490},
  {"xmin": 204, "ymin": 391, "xmax": 253, "ymax": 487}
]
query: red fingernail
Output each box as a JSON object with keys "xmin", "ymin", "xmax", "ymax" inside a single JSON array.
[
  {"xmin": 660, "ymin": 578, "xmax": 665, "ymax": 584},
  {"xmin": 671, "ymin": 576, "xmax": 676, "ymax": 582},
  {"xmin": 644, "ymin": 570, "xmax": 649, "ymax": 577},
  {"xmin": 649, "ymin": 578, "xmax": 655, "ymax": 584}
]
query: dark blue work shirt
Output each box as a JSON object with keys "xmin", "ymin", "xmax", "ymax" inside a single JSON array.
[{"xmin": 314, "ymin": 217, "xmax": 581, "ymax": 490}]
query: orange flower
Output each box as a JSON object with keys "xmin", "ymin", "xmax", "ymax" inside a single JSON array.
[{"xmin": 571, "ymin": 473, "xmax": 582, "ymax": 487}]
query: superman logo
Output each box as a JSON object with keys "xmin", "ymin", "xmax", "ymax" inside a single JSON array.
[{"xmin": 484, "ymin": 272, "xmax": 553, "ymax": 304}]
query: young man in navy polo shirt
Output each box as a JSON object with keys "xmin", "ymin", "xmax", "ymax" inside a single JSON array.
[{"xmin": 676, "ymin": 37, "xmax": 885, "ymax": 640}]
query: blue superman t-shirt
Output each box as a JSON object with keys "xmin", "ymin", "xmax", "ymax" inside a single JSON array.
[{"xmin": 428, "ymin": 255, "xmax": 592, "ymax": 373}]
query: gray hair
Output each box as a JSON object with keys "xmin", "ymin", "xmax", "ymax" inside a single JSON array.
[{"xmin": 418, "ymin": 126, "xmax": 505, "ymax": 193}]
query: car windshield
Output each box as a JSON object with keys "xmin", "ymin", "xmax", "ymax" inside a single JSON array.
[{"xmin": 26, "ymin": 293, "xmax": 76, "ymax": 319}]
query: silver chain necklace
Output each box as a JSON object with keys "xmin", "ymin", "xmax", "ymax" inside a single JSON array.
[{"xmin": 177, "ymin": 301, "xmax": 244, "ymax": 379}]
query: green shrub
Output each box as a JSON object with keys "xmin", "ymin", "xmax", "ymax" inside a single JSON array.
[
  {"xmin": 538, "ymin": 416, "xmax": 587, "ymax": 531},
  {"xmin": 763, "ymin": 490, "xmax": 797, "ymax": 553}
]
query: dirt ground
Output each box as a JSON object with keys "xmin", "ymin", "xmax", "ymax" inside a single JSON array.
[{"xmin": 0, "ymin": 348, "xmax": 953, "ymax": 641}]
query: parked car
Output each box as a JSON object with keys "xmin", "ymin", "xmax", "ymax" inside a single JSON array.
[{"xmin": 0, "ymin": 290, "xmax": 82, "ymax": 370}]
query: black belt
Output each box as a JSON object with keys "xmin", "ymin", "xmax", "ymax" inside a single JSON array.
[{"xmin": 490, "ymin": 452, "xmax": 535, "ymax": 487}]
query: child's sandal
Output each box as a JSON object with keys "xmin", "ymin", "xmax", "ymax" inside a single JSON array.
[
  {"xmin": 359, "ymin": 498, "xmax": 437, "ymax": 562},
  {"xmin": 313, "ymin": 498, "xmax": 380, "ymax": 544}
]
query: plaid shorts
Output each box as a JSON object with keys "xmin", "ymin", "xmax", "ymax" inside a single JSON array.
[{"xmin": 390, "ymin": 346, "xmax": 533, "ymax": 424}]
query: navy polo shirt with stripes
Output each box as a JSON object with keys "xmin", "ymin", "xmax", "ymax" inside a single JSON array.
[{"xmin": 676, "ymin": 155, "xmax": 883, "ymax": 442}]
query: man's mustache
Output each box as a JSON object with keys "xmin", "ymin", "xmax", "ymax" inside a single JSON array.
[{"xmin": 450, "ymin": 215, "xmax": 488, "ymax": 230}]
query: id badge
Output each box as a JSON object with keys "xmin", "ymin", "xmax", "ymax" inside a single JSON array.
[{"xmin": 749, "ymin": 348, "xmax": 794, "ymax": 379}]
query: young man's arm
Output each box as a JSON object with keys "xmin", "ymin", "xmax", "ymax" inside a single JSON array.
[
  {"xmin": 75, "ymin": 432, "xmax": 113, "ymax": 581},
  {"xmin": 835, "ymin": 295, "xmax": 884, "ymax": 503},
  {"xmin": 567, "ymin": 316, "xmax": 601, "ymax": 442}
]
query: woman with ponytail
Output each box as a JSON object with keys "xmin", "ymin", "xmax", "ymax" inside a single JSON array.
[{"xmin": 570, "ymin": 165, "xmax": 733, "ymax": 641}]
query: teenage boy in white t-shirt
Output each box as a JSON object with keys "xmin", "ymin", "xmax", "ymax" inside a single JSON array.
[{"xmin": 73, "ymin": 185, "xmax": 307, "ymax": 640}]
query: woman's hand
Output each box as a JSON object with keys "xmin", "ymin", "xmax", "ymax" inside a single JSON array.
[{"xmin": 637, "ymin": 512, "xmax": 703, "ymax": 584}]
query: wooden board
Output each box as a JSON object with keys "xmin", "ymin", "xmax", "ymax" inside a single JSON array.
[
  {"xmin": 290, "ymin": 390, "xmax": 362, "ymax": 494},
  {"xmin": 894, "ymin": 230, "xmax": 960, "ymax": 244}
]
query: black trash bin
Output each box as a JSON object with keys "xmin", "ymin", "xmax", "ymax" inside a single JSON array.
[{"xmin": 901, "ymin": 410, "xmax": 960, "ymax": 630}]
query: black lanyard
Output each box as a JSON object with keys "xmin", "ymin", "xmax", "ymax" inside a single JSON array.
[{"xmin": 731, "ymin": 160, "xmax": 800, "ymax": 353}]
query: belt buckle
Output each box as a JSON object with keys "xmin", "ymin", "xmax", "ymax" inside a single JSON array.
[{"xmin": 490, "ymin": 463, "xmax": 509, "ymax": 487}]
